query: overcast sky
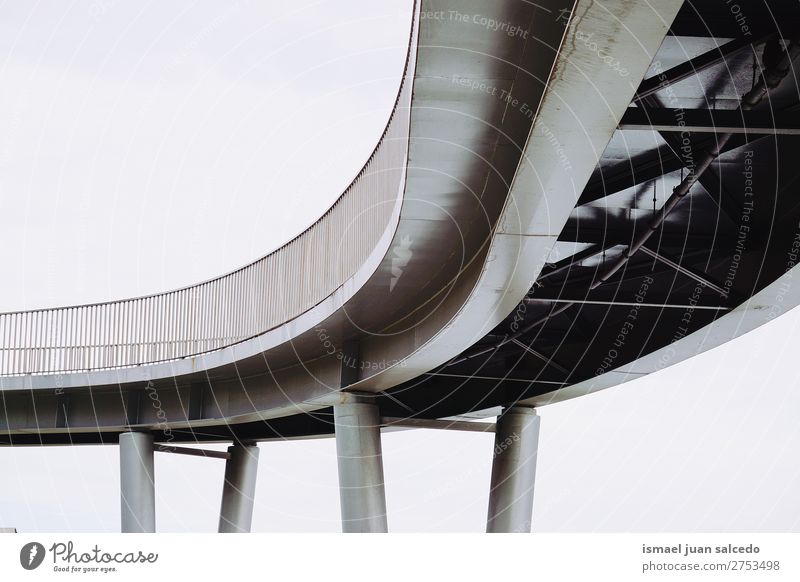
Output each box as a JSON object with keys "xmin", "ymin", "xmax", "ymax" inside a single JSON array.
[{"xmin": 0, "ymin": 0, "xmax": 798, "ymax": 533}]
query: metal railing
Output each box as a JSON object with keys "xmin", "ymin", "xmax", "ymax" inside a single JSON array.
[{"xmin": 0, "ymin": 13, "xmax": 417, "ymax": 376}]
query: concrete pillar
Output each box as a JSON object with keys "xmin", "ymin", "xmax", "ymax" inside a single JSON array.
[
  {"xmin": 218, "ymin": 444, "xmax": 260, "ymax": 533},
  {"xmin": 119, "ymin": 431, "xmax": 156, "ymax": 533},
  {"xmin": 334, "ymin": 394, "xmax": 388, "ymax": 532},
  {"xmin": 486, "ymin": 406, "xmax": 540, "ymax": 533}
]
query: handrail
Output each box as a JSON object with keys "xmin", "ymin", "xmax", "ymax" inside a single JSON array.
[{"xmin": 0, "ymin": 7, "xmax": 418, "ymax": 376}]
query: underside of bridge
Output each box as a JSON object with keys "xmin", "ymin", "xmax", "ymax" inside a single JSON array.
[
  {"xmin": 381, "ymin": 0, "xmax": 800, "ymax": 421},
  {"xmin": 4, "ymin": 0, "xmax": 797, "ymax": 445},
  {"xmin": 2, "ymin": 0, "xmax": 800, "ymax": 534}
]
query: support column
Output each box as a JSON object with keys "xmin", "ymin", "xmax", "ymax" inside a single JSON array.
[
  {"xmin": 486, "ymin": 406, "xmax": 540, "ymax": 533},
  {"xmin": 119, "ymin": 431, "xmax": 155, "ymax": 533},
  {"xmin": 218, "ymin": 444, "xmax": 260, "ymax": 533},
  {"xmin": 334, "ymin": 393, "xmax": 388, "ymax": 532}
]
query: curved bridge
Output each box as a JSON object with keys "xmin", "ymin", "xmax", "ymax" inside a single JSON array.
[{"xmin": 2, "ymin": 0, "xmax": 798, "ymax": 533}]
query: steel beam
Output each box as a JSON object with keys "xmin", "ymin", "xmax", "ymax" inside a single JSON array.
[
  {"xmin": 218, "ymin": 444, "xmax": 260, "ymax": 533},
  {"xmin": 120, "ymin": 431, "xmax": 155, "ymax": 533},
  {"xmin": 557, "ymin": 222, "xmax": 718, "ymax": 246},
  {"xmin": 157, "ymin": 445, "xmax": 230, "ymax": 460},
  {"xmin": 536, "ymin": 244, "xmax": 608, "ymax": 283},
  {"xmin": 423, "ymin": 372, "xmax": 568, "ymax": 386},
  {"xmin": 510, "ymin": 338, "xmax": 571, "ymax": 375},
  {"xmin": 577, "ymin": 134, "xmax": 753, "ymax": 206},
  {"xmin": 486, "ymin": 407, "xmax": 540, "ymax": 533},
  {"xmin": 535, "ymin": 246, "xmax": 730, "ymax": 298},
  {"xmin": 525, "ymin": 297, "xmax": 728, "ymax": 311},
  {"xmin": 381, "ymin": 417, "xmax": 495, "ymax": 433},
  {"xmin": 634, "ymin": 35, "xmax": 768, "ymax": 101},
  {"xmin": 636, "ymin": 93, "xmax": 740, "ymax": 229},
  {"xmin": 334, "ymin": 394, "xmax": 388, "ymax": 533},
  {"xmin": 620, "ymin": 107, "xmax": 800, "ymax": 134},
  {"xmin": 639, "ymin": 246, "xmax": 729, "ymax": 296}
]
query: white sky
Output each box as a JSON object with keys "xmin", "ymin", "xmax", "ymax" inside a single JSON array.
[
  {"xmin": 0, "ymin": 0, "xmax": 409, "ymax": 309},
  {"xmin": 0, "ymin": 1, "xmax": 798, "ymax": 533}
]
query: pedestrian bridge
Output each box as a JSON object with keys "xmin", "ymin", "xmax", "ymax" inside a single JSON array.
[{"xmin": 3, "ymin": 0, "xmax": 800, "ymax": 533}]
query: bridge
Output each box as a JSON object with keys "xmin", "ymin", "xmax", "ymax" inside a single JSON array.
[{"xmin": 2, "ymin": 0, "xmax": 800, "ymax": 533}]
